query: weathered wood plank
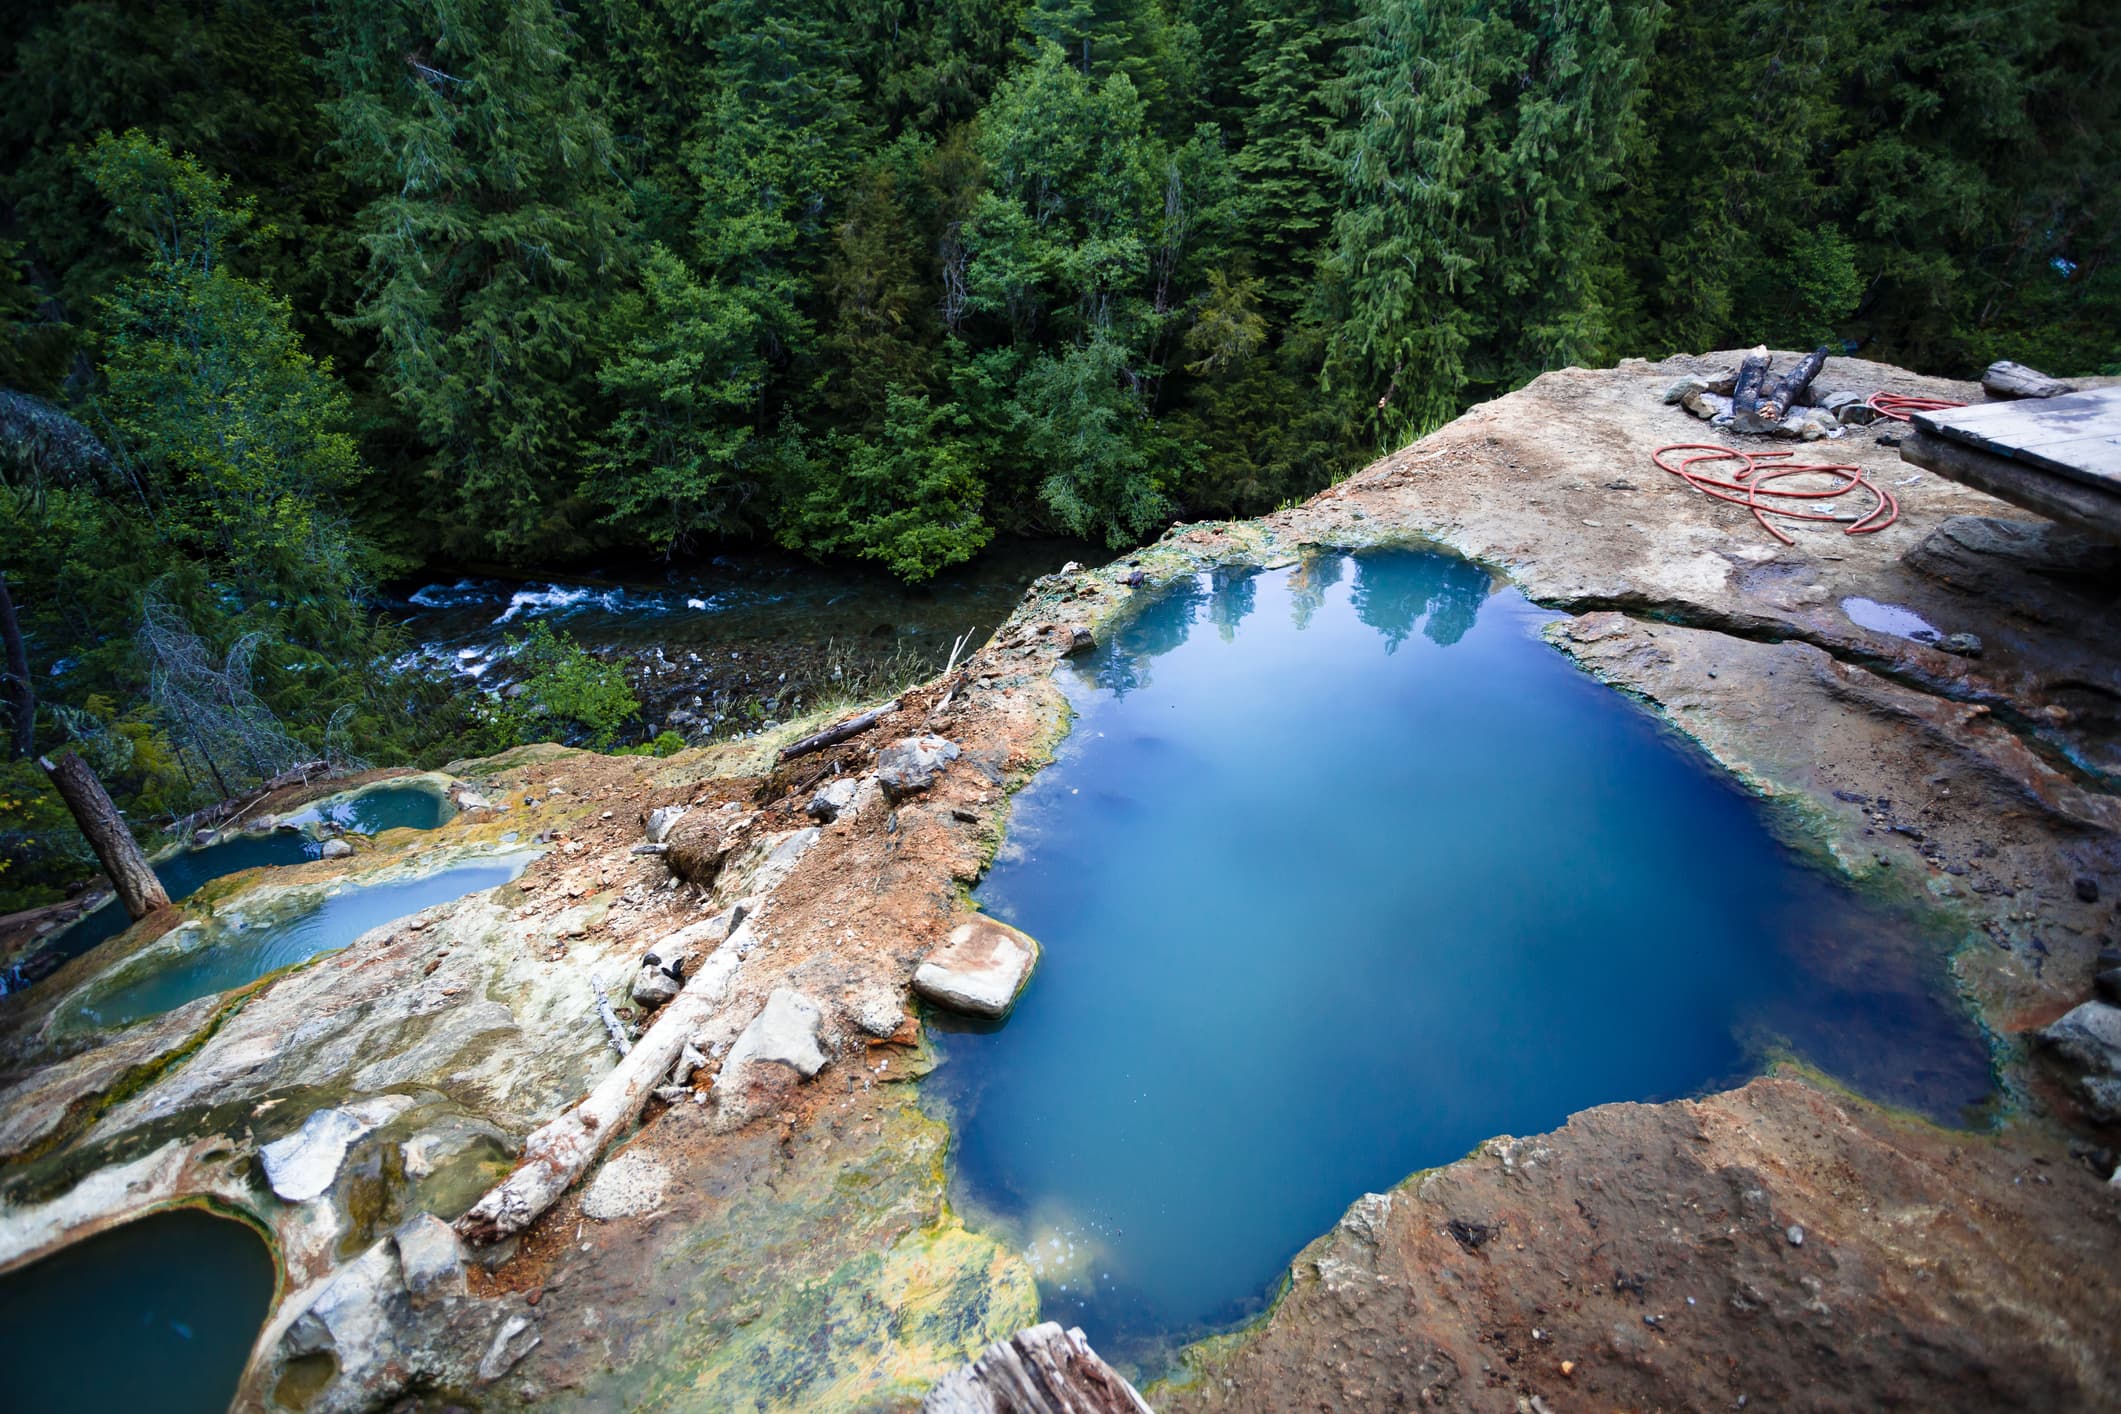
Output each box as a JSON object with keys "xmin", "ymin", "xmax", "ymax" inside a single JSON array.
[
  {"xmin": 1915, "ymin": 386, "xmax": 2121, "ymax": 492},
  {"xmin": 1981, "ymin": 360, "xmax": 2077, "ymax": 400},
  {"xmin": 924, "ymin": 1323, "xmax": 1153, "ymax": 1414},
  {"xmin": 1900, "ymin": 430, "xmax": 2121, "ymax": 542}
]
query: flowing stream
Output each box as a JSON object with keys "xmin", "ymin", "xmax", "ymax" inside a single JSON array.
[{"xmin": 927, "ymin": 549, "xmax": 1993, "ymax": 1370}]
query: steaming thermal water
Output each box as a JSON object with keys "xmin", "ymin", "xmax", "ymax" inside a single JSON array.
[
  {"xmin": 12, "ymin": 783, "xmax": 454, "ymax": 993},
  {"xmin": 70, "ymin": 851, "xmax": 536, "ymax": 1029},
  {"xmin": 927, "ymin": 550, "xmax": 1992, "ymax": 1368},
  {"xmin": 0, "ymin": 1208, "xmax": 275, "ymax": 1414}
]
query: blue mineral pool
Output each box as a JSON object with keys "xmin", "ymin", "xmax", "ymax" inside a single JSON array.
[
  {"xmin": 0, "ymin": 1207, "xmax": 275, "ymax": 1413},
  {"xmin": 69, "ymin": 851, "xmax": 536, "ymax": 1030},
  {"xmin": 927, "ymin": 550, "xmax": 1993, "ymax": 1366},
  {"xmin": 11, "ymin": 782, "xmax": 453, "ymax": 992}
]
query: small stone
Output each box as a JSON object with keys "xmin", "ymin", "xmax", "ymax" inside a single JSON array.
[
  {"xmin": 718, "ymin": 987, "xmax": 830, "ymax": 1084},
  {"xmin": 2094, "ymin": 969, "xmax": 2121, "ymax": 1006},
  {"xmin": 1937, "ymin": 632, "xmax": 1983, "ymax": 658},
  {"xmin": 318, "ymin": 838, "xmax": 354, "ymax": 859},
  {"xmin": 1062, "ymin": 624, "xmax": 1095, "ymax": 655},
  {"xmin": 806, "ymin": 777, "xmax": 859, "ymax": 824},
  {"xmin": 1786, "ymin": 1224, "xmax": 1804, "ymax": 1247},
  {"xmin": 914, "ymin": 917, "xmax": 1041, "ymax": 1019},
  {"xmin": 2076, "ymin": 876, "xmax": 2101, "ymax": 904},
  {"xmin": 645, "ymin": 805, "xmax": 689, "ymax": 843}
]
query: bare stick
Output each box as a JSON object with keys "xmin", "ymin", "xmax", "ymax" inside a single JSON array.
[
  {"xmin": 777, "ymin": 701, "xmax": 898, "ymax": 764},
  {"xmin": 590, "ymin": 974, "xmax": 632, "ymax": 1057}
]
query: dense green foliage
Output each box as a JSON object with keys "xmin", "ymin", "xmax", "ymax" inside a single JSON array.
[{"xmin": 0, "ymin": 0, "xmax": 2116, "ymax": 905}]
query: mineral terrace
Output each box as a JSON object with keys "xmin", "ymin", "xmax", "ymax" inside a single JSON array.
[{"xmin": 2, "ymin": 351, "xmax": 2117, "ymax": 1412}]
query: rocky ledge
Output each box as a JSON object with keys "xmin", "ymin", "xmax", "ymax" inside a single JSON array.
[{"xmin": 1, "ymin": 351, "xmax": 2117, "ymax": 1412}]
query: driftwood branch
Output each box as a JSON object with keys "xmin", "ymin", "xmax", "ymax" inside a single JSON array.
[
  {"xmin": 590, "ymin": 974, "xmax": 632, "ymax": 1057},
  {"xmin": 924, "ymin": 1323, "xmax": 1153, "ymax": 1414},
  {"xmin": 778, "ymin": 701, "xmax": 897, "ymax": 763},
  {"xmin": 457, "ymin": 941, "xmax": 745, "ymax": 1242}
]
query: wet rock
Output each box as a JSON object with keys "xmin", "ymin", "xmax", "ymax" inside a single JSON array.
[
  {"xmin": 284, "ymin": 1237, "xmax": 399, "ymax": 1362},
  {"xmin": 582, "ymin": 1150, "xmax": 669, "ymax": 1220},
  {"xmin": 261, "ymin": 1095, "xmax": 416, "ymax": 1202},
  {"xmin": 1061, "ymin": 624, "xmax": 1096, "ymax": 655},
  {"xmin": 2076, "ymin": 876, "xmax": 2101, "ymax": 904},
  {"xmin": 644, "ymin": 805, "xmax": 689, "ymax": 844},
  {"xmin": 394, "ymin": 1213, "xmax": 467, "ymax": 1305},
  {"xmin": 2033, "ymin": 1000, "xmax": 2121, "ymax": 1122},
  {"xmin": 1938, "ymin": 632, "xmax": 1983, "ymax": 658},
  {"xmin": 914, "ymin": 918, "xmax": 1041, "ymax": 1019},
  {"xmin": 877, "ymin": 735, "xmax": 962, "ymax": 800},
  {"xmin": 320, "ymin": 838, "xmax": 355, "ymax": 859},
  {"xmin": 807, "ymin": 777, "xmax": 859, "ymax": 823}
]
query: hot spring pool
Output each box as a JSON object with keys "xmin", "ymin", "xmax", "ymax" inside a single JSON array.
[
  {"xmin": 926, "ymin": 549, "xmax": 1992, "ymax": 1366},
  {"xmin": 0, "ymin": 1207, "xmax": 276, "ymax": 1413}
]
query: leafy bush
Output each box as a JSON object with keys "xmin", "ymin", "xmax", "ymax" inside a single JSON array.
[{"xmin": 500, "ymin": 623, "xmax": 641, "ymax": 750}]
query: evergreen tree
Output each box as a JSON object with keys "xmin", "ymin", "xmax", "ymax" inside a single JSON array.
[{"xmin": 317, "ymin": 0, "xmax": 627, "ymax": 561}]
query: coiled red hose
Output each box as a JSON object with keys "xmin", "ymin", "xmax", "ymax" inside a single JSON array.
[
  {"xmin": 1650, "ymin": 443, "xmax": 1899, "ymax": 546},
  {"xmin": 1866, "ymin": 392, "xmax": 1965, "ymax": 422}
]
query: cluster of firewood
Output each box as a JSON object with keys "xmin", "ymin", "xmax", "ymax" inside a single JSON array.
[{"xmin": 1663, "ymin": 346, "xmax": 1871, "ymax": 439}]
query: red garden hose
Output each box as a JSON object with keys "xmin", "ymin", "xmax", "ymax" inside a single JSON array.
[
  {"xmin": 1865, "ymin": 392, "xmax": 1965, "ymax": 422},
  {"xmin": 1650, "ymin": 443, "xmax": 1899, "ymax": 546}
]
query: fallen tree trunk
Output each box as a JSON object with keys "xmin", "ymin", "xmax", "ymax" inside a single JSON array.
[
  {"xmin": 777, "ymin": 700, "xmax": 897, "ymax": 763},
  {"xmin": 456, "ymin": 941, "xmax": 743, "ymax": 1242},
  {"xmin": 924, "ymin": 1323, "xmax": 1153, "ymax": 1414},
  {"xmin": 41, "ymin": 750, "xmax": 169, "ymax": 920},
  {"xmin": 1757, "ymin": 345, "xmax": 1829, "ymax": 422},
  {"xmin": 1982, "ymin": 360, "xmax": 2076, "ymax": 401}
]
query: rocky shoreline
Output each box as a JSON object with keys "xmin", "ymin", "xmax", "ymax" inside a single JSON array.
[{"xmin": 2, "ymin": 351, "xmax": 2116, "ymax": 1411}]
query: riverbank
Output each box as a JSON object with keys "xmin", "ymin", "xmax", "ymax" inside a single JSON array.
[{"xmin": 1, "ymin": 351, "xmax": 2115, "ymax": 1411}]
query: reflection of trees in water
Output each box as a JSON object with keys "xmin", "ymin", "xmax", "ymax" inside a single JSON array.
[
  {"xmin": 1352, "ymin": 553, "xmax": 1491, "ymax": 651},
  {"xmin": 1206, "ymin": 567, "xmax": 1256, "ymax": 642},
  {"xmin": 1287, "ymin": 553, "xmax": 1345, "ymax": 630},
  {"xmin": 1088, "ymin": 576, "xmax": 1209, "ymax": 698}
]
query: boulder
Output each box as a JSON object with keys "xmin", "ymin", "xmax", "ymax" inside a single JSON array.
[
  {"xmin": 2035, "ymin": 1000, "xmax": 2121, "ymax": 1122},
  {"xmin": 644, "ymin": 804, "xmax": 689, "ymax": 843},
  {"xmin": 320, "ymin": 837, "xmax": 355, "ymax": 859},
  {"xmin": 914, "ymin": 918, "xmax": 1041, "ymax": 1019},
  {"xmin": 717, "ymin": 988, "xmax": 830, "ymax": 1089},
  {"xmin": 393, "ymin": 1213, "xmax": 467, "ymax": 1305},
  {"xmin": 260, "ymin": 1095, "xmax": 416, "ymax": 1202},
  {"xmin": 807, "ymin": 777, "xmax": 860, "ymax": 823},
  {"xmin": 1062, "ymin": 624, "xmax": 1096, "ymax": 655},
  {"xmin": 877, "ymin": 735, "xmax": 962, "ymax": 801}
]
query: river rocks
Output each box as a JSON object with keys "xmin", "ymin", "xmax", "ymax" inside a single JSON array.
[
  {"xmin": 914, "ymin": 918, "xmax": 1040, "ymax": 1019},
  {"xmin": 645, "ymin": 804, "xmax": 689, "ymax": 843},
  {"xmin": 260, "ymin": 1095, "xmax": 416, "ymax": 1202},
  {"xmin": 2034, "ymin": 1000, "xmax": 2121, "ymax": 1121},
  {"xmin": 582, "ymin": 1150, "xmax": 669, "ymax": 1220},
  {"xmin": 394, "ymin": 1213, "xmax": 467, "ymax": 1305},
  {"xmin": 807, "ymin": 776, "xmax": 860, "ymax": 823},
  {"xmin": 319, "ymin": 837, "xmax": 355, "ymax": 859},
  {"xmin": 877, "ymin": 735, "xmax": 961, "ymax": 800}
]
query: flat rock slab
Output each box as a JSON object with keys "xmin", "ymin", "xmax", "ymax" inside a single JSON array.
[
  {"xmin": 915, "ymin": 918, "xmax": 1041, "ymax": 1019},
  {"xmin": 260, "ymin": 1095, "xmax": 416, "ymax": 1202}
]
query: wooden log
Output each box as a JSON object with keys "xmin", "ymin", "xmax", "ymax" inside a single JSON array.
[
  {"xmin": 590, "ymin": 974, "xmax": 632, "ymax": 1056},
  {"xmin": 923, "ymin": 1323, "xmax": 1154, "ymax": 1414},
  {"xmin": 1729, "ymin": 347, "xmax": 1773, "ymax": 422},
  {"xmin": 777, "ymin": 701, "xmax": 898, "ymax": 764},
  {"xmin": 457, "ymin": 937, "xmax": 746, "ymax": 1242},
  {"xmin": 1981, "ymin": 360, "xmax": 2076, "ymax": 401},
  {"xmin": 40, "ymin": 750, "xmax": 170, "ymax": 920},
  {"xmin": 1757, "ymin": 345, "xmax": 1829, "ymax": 422}
]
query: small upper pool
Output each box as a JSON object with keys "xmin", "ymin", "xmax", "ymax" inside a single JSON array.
[
  {"xmin": 65, "ymin": 851, "xmax": 536, "ymax": 1031},
  {"xmin": 11, "ymin": 781, "xmax": 454, "ymax": 992},
  {"xmin": 927, "ymin": 550, "xmax": 1992, "ymax": 1367},
  {"xmin": 0, "ymin": 1207, "xmax": 276, "ymax": 1413}
]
